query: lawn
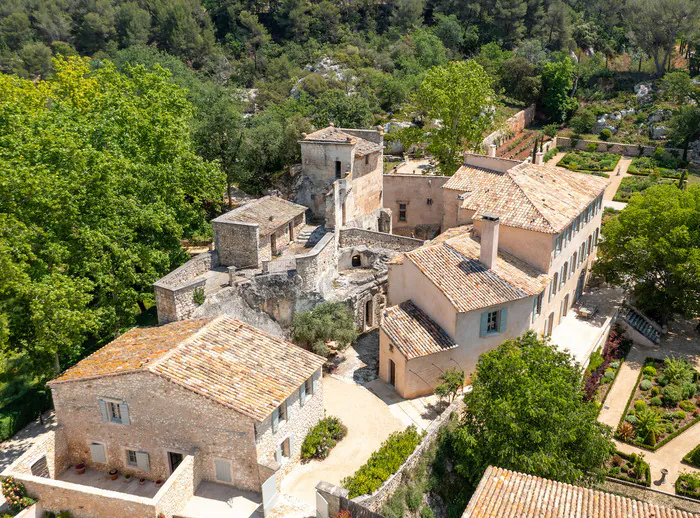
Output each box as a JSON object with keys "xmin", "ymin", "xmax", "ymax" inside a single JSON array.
[
  {"xmin": 613, "ymin": 175, "xmax": 675, "ymax": 202},
  {"xmin": 616, "ymin": 356, "xmax": 700, "ymax": 451},
  {"xmin": 558, "ymin": 151, "xmax": 620, "ymax": 175}
]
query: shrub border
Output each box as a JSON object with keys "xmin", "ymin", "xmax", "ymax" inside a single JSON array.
[
  {"xmin": 683, "ymin": 444, "xmax": 700, "ymax": 468},
  {"xmin": 615, "ymin": 358, "xmax": 700, "ymax": 451},
  {"xmin": 606, "ymin": 450, "xmax": 651, "ymax": 487},
  {"xmin": 596, "ymin": 354, "xmax": 627, "ymax": 417},
  {"xmin": 676, "ymin": 473, "xmax": 700, "ymax": 500},
  {"xmin": 558, "ymin": 150, "xmax": 621, "ymax": 174}
]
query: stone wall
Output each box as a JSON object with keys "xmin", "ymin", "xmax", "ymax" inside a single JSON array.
[
  {"xmin": 297, "ymin": 232, "xmax": 337, "ymax": 292},
  {"xmin": 154, "ymin": 454, "xmax": 198, "ymax": 518},
  {"xmin": 49, "ymin": 371, "xmax": 262, "ymax": 492},
  {"xmin": 213, "ymin": 220, "xmax": 260, "ymax": 267},
  {"xmin": 339, "ymin": 228, "xmax": 424, "ymax": 253},
  {"xmin": 354, "ymin": 398, "xmax": 465, "ymax": 512},
  {"xmin": 382, "ymin": 174, "xmax": 450, "ymax": 237},
  {"xmin": 254, "ymin": 368, "xmax": 323, "ymax": 482},
  {"xmin": 556, "ymin": 136, "xmax": 684, "ymax": 158},
  {"xmin": 4, "ymin": 429, "xmax": 70, "ymax": 479},
  {"xmin": 482, "ymin": 104, "xmax": 536, "ymax": 148}
]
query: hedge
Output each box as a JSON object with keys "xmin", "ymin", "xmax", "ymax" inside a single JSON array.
[
  {"xmin": 676, "ymin": 473, "xmax": 700, "ymax": 500},
  {"xmin": 0, "ymin": 388, "xmax": 52, "ymax": 442},
  {"xmin": 342, "ymin": 426, "xmax": 424, "ymax": 498},
  {"xmin": 683, "ymin": 444, "xmax": 700, "ymax": 468}
]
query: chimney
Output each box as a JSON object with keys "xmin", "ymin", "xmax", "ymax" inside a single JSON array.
[
  {"xmin": 488, "ymin": 144, "xmax": 497, "ymax": 157},
  {"xmin": 480, "ymin": 212, "xmax": 500, "ymax": 269},
  {"xmin": 535, "ymin": 151, "xmax": 544, "ymax": 165}
]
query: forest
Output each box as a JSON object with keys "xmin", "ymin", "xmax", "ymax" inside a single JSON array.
[{"xmin": 0, "ymin": 0, "xmax": 698, "ymax": 422}]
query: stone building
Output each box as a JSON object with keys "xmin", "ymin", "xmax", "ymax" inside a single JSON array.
[
  {"xmin": 297, "ymin": 125, "xmax": 390, "ymax": 232},
  {"xmin": 17, "ymin": 315, "xmax": 325, "ymax": 517},
  {"xmin": 380, "ymin": 154, "xmax": 607, "ymax": 398},
  {"xmin": 213, "ymin": 195, "xmax": 307, "ymax": 269}
]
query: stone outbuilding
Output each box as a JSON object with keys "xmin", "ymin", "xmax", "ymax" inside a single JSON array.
[
  {"xmin": 34, "ymin": 315, "xmax": 325, "ymax": 517},
  {"xmin": 213, "ymin": 195, "xmax": 307, "ymax": 268}
]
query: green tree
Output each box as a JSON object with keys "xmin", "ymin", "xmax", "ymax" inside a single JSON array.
[
  {"xmin": 434, "ymin": 368, "xmax": 465, "ymax": 402},
  {"xmin": 0, "ymin": 13, "xmax": 32, "ymax": 52},
  {"xmin": 448, "ymin": 332, "xmax": 614, "ymax": 490},
  {"xmin": 115, "ymin": 2, "xmax": 152, "ymax": 48},
  {"xmin": 417, "ymin": 60, "xmax": 495, "ymax": 174},
  {"xmin": 660, "ymin": 71, "xmax": 699, "ymax": 104},
  {"xmin": 392, "ymin": 0, "xmax": 424, "ymax": 31},
  {"xmin": 432, "ymin": 14, "xmax": 464, "ymax": 54},
  {"xmin": 291, "ymin": 302, "xmax": 359, "ymax": 357},
  {"xmin": 594, "ymin": 184, "xmax": 700, "ymax": 325},
  {"xmin": 541, "ymin": 58, "xmax": 577, "ymax": 122},
  {"xmin": 312, "ymin": 89, "xmax": 375, "ymax": 128},
  {"xmin": 668, "ymin": 106, "xmax": 700, "ymax": 163},
  {"xmin": 0, "ymin": 57, "xmax": 224, "ymax": 376}
]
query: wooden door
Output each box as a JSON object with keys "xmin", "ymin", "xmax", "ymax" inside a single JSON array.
[{"xmin": 389, "ymin": 359, "xmax": 396, "ymax": 386}]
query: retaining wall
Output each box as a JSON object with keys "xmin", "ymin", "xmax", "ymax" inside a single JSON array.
[
  {"xmin": 296, "ymin": 232, "xmax": 337, "ymax": 292},
  {"xmin": 482, "ymin": 104, "xmax": 536, "ymax": 148},
  {"xmin": 338, "ymin": 228, "xmax": 424, "ymax": 253}
]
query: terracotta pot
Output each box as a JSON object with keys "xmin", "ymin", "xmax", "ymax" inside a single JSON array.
[
  {"xmin": 75, "ymin": 464, "xmax": 86, "ymax": 475},
  {"xmin": 139, "ymin": 478, "xmax": 146, "ymax": 485},
  {"xmin": 109, "ymin": 469, "xmax": 118, "ymax": 480},
  {"xmin": 124, "ymin": 475, "xmax": 132, "ymax": 483},
  {"xmin": 155, "ymin": 479, "xmax": 163, "ymax": 486}
]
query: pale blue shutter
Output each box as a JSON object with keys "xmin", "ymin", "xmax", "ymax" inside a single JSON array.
[
  {"xmin": 299, "ymin": 383, "xmax": 306, "ymax": 407},
  {"xmin": 119, "ymin": 403, "xmax": 130, "ymax": 425},
  {"xmin": 214, "ymin": 459, "xmax": 232, "ymax": 483},
  {"xmin": 272, "ymin": 408, "xmax": 279, "ymax": 433},
  {"xmin": 274, "ymin": 444, "xmax": 282, "ymax": 465},
  {"xmin": 498, "ymin": 308, "xmax": 508, "ymax": 333},
  {"xmin": 99, "ymin": 399, "xmax": 108, "ymax": 421},
  {"xmin": 89, "ymin": 442, "xmax": 106, "ymax": 463},
  {"xmin": 135, "ymin": 451, "xmax": 150, "ymax": 472},
  {"xmin": 479, "ymin": 312, "xmax": 488, "ymax": 337},
  {"xmin": 312, "ymin": 371, "xmax": 320, "ymax": 394}
]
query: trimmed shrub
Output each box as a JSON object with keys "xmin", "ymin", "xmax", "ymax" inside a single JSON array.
[
  {"xmin": 680, "ymin": 400, "xmax": 696, "ymax": 413},
  {"xmin": 634, "ymin": 400, "xmax": 647, "ymax": 412},
  {"xmin": 610, "ymin": 361, "xmax": 620, "ymax": 369},
  {"xmin": 599, "ymin": 128, "xmax": 612, "ymax": 141},
  {"xmin": 662, "ymin": 384, "xmax": 683, "ymax": 406},
  {"xmin": 675, "ymin": 410, "xmax": 687, "ymax": 420},
  {"xmin": 683, "ymin": 444, "xmax": 700, "ymax": 468},
  {"xmin": 625, "ymin": 414, "xmax": 638, "ymax": 425},
  {"xmin": 642, "ymin": 366, "xmax": 657, "ymax": 377},
  {"xmin": 342, "ymin": 426, "xmax": 423, "ymax": 498},
  {"xmin": 640, "ymin": 380, "xmax": 652, "ymax": 391},
  {"xmin": 651, "ymin": 387, "xmax": 660, "ymax": 397},
  {"xmin": 651, "ymin": 397, "xmax": 663, "ymax": 406},
  {"xmin": 682, "ymin": 382, "xmax": 697, "ymax": 400},
  {"xmin": 676, "ymin": 472, "xmax": 700, "ymax": 499},
  {"xmin": 301, "ymin": 416, "xmax": 348, "ymax": 461}
]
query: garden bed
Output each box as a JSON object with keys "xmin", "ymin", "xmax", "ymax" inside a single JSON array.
[
  {"xmin": 683, "ymin": 444, "xmax": 700, "ymax": 468},
  {"xmin": 627, "ymin": 152, "xmax": 686, "ymax": 179},
  {"xmin": 583, "ymin": 324, "xmax": 632, "ymax": 407},
  {"xmin": 613, "ymin": 175, "xmax": 675, "ymax": 202},
  {"xmin": 676, "ymin": 472, "xmax": 700, "ymax": 500},
  {"xmin": 604, "ymin": 450, "xmax": 651, "ymax": 487},
  {"xmin": 301, "ymin": 416, "xmax": 348, "ymax": 462},
  {"xmin": 558, "ymin": 151, "xmax": 620, "ymax": 176},
  {"xmin": 616, "ymin": 357, "xmax": 700, "ymax": 451}
]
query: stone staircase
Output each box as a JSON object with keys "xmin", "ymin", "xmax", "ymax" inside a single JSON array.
[
  {"xmin": 620, "ymin": 306, "xmax": 661, "ymax": 344},
  {"xmin": 297, "ymin": 226, "xmax": 327, "ymax": 248}
]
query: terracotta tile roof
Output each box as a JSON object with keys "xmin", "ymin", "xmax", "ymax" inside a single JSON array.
[
  {"xmin": 50, "ymin": 316, "xmax": 325, "ymax": 422},
  {"xmin": 442, "ymin": 162, "xmax": 608, "ymax": 234},
  {"xmin": 404, "ymin": 234, "xmax": 549, "ymax": 312},
  {"xmin": 463, "ymin": 466, "xmax": 699, "ymax": 518},
  {"xmin": 303, "ymin": 126, "xmax": 381, "ymax": 157},
  {"xmin": 382, "ymin": 301, "xmax": 458, "ymax": 359},
  {"xmin": 212, "ymin": 196, "xmax": 306, "ymax": 237}
]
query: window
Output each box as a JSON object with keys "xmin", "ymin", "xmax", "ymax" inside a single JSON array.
[
  {"xmin": 480, "ymin": 308, "xmax": 507, "ymax": 337},
  {"xmin": 365, "ymin": 155, "xmax": 369, "ymax": 165},
  {"xmin": 89, "ymin": 442, "xmax": 106, "ymax": 464},
  {"xmin": 335, "ymin": 160, "xmax": 342, "ymax": 179},
  {"xmin": 551, "ymin": 273, "xmax": 559, "ymax": 299},
  {"xmin": 276, "ymin": 437, "xmax": 293, "ymax": 464},
  {"xmin": 214, "ymin": 459, "xmax": 232, "ymax": 483},
  {"xmin": 554, "ymin": 235, "xmax": 562, "ymax": 256},
  {"xmin": 127, "ymin": 449, "xmax": 138, "ymax": 466},
  {"xmin": 532, "ymin": 293, "xmax": 543, "ymax": 322},
  {"xmin": 560, "ymin": 263, "xmax": 568, "ymax": 287},
  {"xmin": 572, "ymin": 252, "xmax": 578, "ymax": 271},
  {"xmin": 426, "ymin": 198, "xmax": 433, "ymax": 205},
  {"xmin": 587, "ymin": 235, "xmax": 593, "ymax": 254},
  {"xmin": 299, "ymin": 377, "xmax": 313, "ymax": 407},
  {"xmin": 272, "ymin": 400, "xmax": 287, "ymax": 433},
  {"xmin": 399, "ymin": 203, "xmax": 407, "ymax": 222},
  {"xmin": 99, "ymin": 399, "xmax": 130, "ymax": 425},
  {"xmin": 594, "ymin": 228, "xmax": 600, "ymax": 246}
]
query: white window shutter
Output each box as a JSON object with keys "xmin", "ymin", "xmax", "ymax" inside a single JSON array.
[
  {"xmin": 275, "ymin": 444, "xmax": 282, "ymax": 465},
  {"xmin": 89, "ymin": 443, "xmax": 106, "ymax": 463},
  {"xmin": 135, "ymin": 451, "xmax": 150, "ymax": 472},
  {"xmin": 272, "ymin": 408, "xmax": 279, "ymax": 433},
  {"xmin": 98, "ymin": 400, "xmax": 108, "ymax": 421},
  {"xmin": 312, "ymin": 371, "xmax": 320, "ymax": 394},
  {"xmin": 214, "ymin": 459, "xmax": 232, "ymax": 483},
  {"xmin": 299, "ymin": 383, "xmax": 306, "ymax": 407},
  {"xmin": 119, "ymin": 403, "xmax": 130, "ymax": 425}
]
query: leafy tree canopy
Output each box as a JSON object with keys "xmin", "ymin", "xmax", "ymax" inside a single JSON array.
[
  {"xmin": 0, "ymin": 57, "xmax": 224, "ymax": 377},
  {"xmin": 595, "ymin": 184, "xmax": 700, "ymax": 325},
  {"xmin": 448, "ymin": 332, "xmax": 614, "ymax": 489},
  {"xmin": 291, "ymin": 301, "xmax": 359, "ymax": 357}
]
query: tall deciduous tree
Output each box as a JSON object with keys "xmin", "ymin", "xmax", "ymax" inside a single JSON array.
[
  {"xmin": 448, "ymin": 332, "xmax": 614, "ymax": 489},
  {"xmin": 668, "ymin": 106, "xmax": 700, "ymax": 163},
  {"xmin": 417, "ymin": 60, "xmax": 495, "ymax": 175},
  {"xmin": 0, "ymin": 57, "xmax": 224, "ymax": 376},
  {"xmin": 540, "ymin": 58, "xmax": 577, "ymax": 122},
  {"xmin": 594, "ymin": 185, "xmax": 700, "ymax": 325}
]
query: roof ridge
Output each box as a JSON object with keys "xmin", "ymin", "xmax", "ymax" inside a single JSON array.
[{"xmin": 505, "ymin": 164, "xmax": 556, "ymax": 233}]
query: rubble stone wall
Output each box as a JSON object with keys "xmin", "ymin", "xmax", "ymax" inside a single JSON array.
[{"xmin": 339, "ymin": 228, "xmax": 423, "ymax": 253}]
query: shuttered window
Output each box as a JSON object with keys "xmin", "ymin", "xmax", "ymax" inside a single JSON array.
[
  {"xmin": 89, "ymin": 442, "xmax": 106, "ymax": 464},
  {"xmin": 98, "ymin": 399, "xmax": 130, "ymax": 425},
  {"xmin": 479, "ymin": 308, "xmax": 508, "ymax": 337},
  {"xmin": 214, "ymin": 459, "xmax": 232, "ymax": 483},
  {"xmin": 299, "ymin": 382, "xmax": 307, "ymax": 407},
  {"xmin": 135, "ymin": 451, "xmax": 150, "ymax": 472}
]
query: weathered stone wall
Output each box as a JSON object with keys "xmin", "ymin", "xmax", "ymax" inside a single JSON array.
[
  {"xmin": 155, "ymin": 251, "xmax": 218, "ymax": 289},
  {"xmin": 214, "ymin": 220, "xmax": 260, "ymax": 267},
  {"xmin": 482, "ymin": 104, "xmax": 536, "ymax": 148},
  {"xmin": 339, "ymin": 228, "xmax": 424, "ymax": 253},
  {"xmin": 556, "ymin": 136, "xmax": 684, "ymax": 158},
  {"xmin": 154, "ymin": 454, "xmax": 198, "ymax": 518},
  {"xmin": 4, "ymin": 429, "xmax": 70, "ymax": 479},
  {"xmin": 354, "ymin": 398, "xmax": 465, "ymax": 512},
  {"xmin": 299, "ymin": 141, "xmax": 356, "ymax": 219},
  {"xmin": 254, "ymin": 369, "xmax": 323, "ymax": 479},
  {"xmin": 297, "ymin": 232, "xmax": 337, "ymax": 292},
  {"xmin": 383, "ymin": 174, "xmax": 450, "ymax": 235},
  {"xmin": 50, "ymin": 371, "xmax": 262, "ymax": 492}
]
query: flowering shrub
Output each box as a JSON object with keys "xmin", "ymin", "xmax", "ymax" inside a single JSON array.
[
  {"xmin": 2, "ymin": 476, "xmax": 35, "ymax": 512},
  {"xmin": 301, "ymin": 416, "xmax": 348, "ymax": 461},
  {"xmin": 332, "ymin": 511, "xmax": 352, "ymax": 518}
]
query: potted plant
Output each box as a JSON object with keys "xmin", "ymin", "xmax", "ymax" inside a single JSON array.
[
  {"xmin": 109, "ymin": 469, "xmax": 118, "ymax": 480},
  {"xmin": 75, "ymin": 463, "xmax": 86, "ymax": 475},
  {"xmin": 138, "ymin": 478, "xmax": 146, "ymax": 486},
  {"xmin": 155, "ymin": 479, "xmax": 163, "ymax": 487},
  {"xmin": 124, "ymin": 474, "xmax": 132, "ymax": 483}
]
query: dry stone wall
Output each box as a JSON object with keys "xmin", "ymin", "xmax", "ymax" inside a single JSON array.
[{"xmin": 339, "ymin": 228, "xmax": 424, "ymax": 253}]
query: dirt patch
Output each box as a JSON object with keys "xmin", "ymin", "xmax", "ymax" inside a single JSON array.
[{"xmin": 331, "ymin": 331, "xmax": 379, "ymax": 384}]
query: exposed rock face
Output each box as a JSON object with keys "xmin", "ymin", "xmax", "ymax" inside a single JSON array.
[{"xmin": 650, "ymin": 126, "xmax": 668, "ymax": 140}]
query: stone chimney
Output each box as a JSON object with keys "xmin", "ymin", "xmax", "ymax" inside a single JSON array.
[
  {"xmin": 535, "ymin": 151, "xmax": 544, "ymax": 165},
  {"xmin": 488, "ymin": 144, "xmax": 497, "ymax": 157},
  {"xmin": 480, "ymin": 212, "xmax": 500, "ymax": 269}
]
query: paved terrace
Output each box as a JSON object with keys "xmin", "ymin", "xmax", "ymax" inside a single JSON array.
[{"xmin": 58, "ymin": 467, "xmax": 161, "ymax": 498}]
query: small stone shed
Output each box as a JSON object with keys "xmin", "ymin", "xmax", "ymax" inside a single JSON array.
[{"xmin": 213, "ymin": 196, "xmax": 307, "ymax": 268}]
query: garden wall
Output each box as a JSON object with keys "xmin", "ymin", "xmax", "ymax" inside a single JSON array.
[
  {"xmin": 482, "ymin": 104, "xmax": 536, "ymax": 148},
  {"xmin": 296, "ymin": 232, "xmax": 337, "ymax": 292},
  {"xmin": 556, "ymin": 136, "xmax": 684, "ymax": 158},
  {"xmin": 338, "ymin": 228, "xmax": 424, "ymax": 253}
]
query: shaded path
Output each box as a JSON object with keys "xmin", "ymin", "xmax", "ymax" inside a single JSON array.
[{"xmin": 0, "ymin": 411, "xmax": 56, "ymax": 473}]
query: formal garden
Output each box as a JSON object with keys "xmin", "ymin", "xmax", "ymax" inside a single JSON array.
[
  {"xmin": 616, "ymin": 357, "xmax": 700, "ymax": 450},
  {"xmin": 613, "ymin": 175, "xmax": 676, "ymax": 202},
  {"xmin": 676, "ymin": 471, "xmax": 700, "ymax": 500},
  {"xmin": 557, "ymin": 149, "xmax": 621, "ymax": 176},
  {"xmin": 604, "ymin": 450, "xmax": 651, "ymax": 487}
]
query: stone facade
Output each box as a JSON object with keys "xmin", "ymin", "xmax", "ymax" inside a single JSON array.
[
  {"xmin": 338, "ymin": 228, "xmax": 424, "ymax": 253},
  {"xmin": 296, "ymin": 232, "xmax": 338, "ymax": 292},
  {"xmin": 213, "ymin": 220, "xmax": 260, "ymax": 268},
  {"xmin": 382, "ymin": 174, "xmax": 450, "ymax": 237}
]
